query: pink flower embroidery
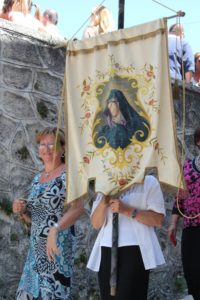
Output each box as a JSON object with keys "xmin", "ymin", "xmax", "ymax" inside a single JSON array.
[
  {"xmin": 83, "ymin": 156, "xmax": 90, "ymax": 164},
  {"xmin": 85, "ymin": 112, "xmax": 91, "ymax": 119},
  {"xmin": 83, "ymin": 85, "xmax": 90, "ymax": 92},
  {"xmin": 118, "ymin": 179, "xmax": 128, "ymax": 187}
]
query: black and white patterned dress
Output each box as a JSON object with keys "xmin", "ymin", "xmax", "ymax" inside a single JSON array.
[{"xmin": 17, "ymin": 172, "xmax": 76, "ymax": 300}]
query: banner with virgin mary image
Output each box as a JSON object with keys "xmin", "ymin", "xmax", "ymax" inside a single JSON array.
[{"xmin": 64, "ymin": 18, "xmax": 184, "ymax": 203}]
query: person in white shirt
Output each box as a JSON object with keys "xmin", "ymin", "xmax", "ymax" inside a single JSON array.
[
  {"xmin": 41, "ymin": 8, "xmax": 63, "ymax": 39},
  {"xmin": 87, "ymin": 175, "xmax": 165, "ymax": 300}
]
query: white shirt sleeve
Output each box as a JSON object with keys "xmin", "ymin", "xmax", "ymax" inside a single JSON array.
[{"xmin": 145, "ymin": 176, "xmax": 165, "ymax": 215}]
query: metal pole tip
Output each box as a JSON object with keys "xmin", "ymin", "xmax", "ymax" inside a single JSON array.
[{"xmin": 177, "ymin": 10, "xmax": 186, "ymax": 17}]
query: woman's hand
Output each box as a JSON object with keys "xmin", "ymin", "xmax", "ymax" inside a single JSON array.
[
  {"xmin": 167, "ymin": 223, "xmax": 177, "ymax": 246},
  {"xmin": 167, "ymin": 214, "xmax": 179, "ymax": 246},
  {"xmin": 109, "ymin": 198, "xmax": 132, "ymax": 216},
  {"xmin": 12, "ymin": 199, "xmax": 27, "ymax": 215},
  {"xmin": 46, "ymin": 227, "xmax": 60, "ymax": 261}
]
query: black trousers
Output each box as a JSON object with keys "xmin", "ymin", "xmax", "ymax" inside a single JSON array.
[
  {"xmin": 182, "ymin": 226, "xmax": 200, "ymax": 300},
  {"xmin": 98, "ymin": 246, "xmax": 150, "ymax": 300}
]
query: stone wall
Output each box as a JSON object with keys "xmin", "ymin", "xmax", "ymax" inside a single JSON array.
[{"xmin": 0, "ymin": 19, "xmax": 200, "ymax": 300}]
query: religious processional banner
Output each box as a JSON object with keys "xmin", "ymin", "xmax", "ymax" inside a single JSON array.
[{"xmin": 64, "ymin": 18, "xmax": 184, "ymax": 203}]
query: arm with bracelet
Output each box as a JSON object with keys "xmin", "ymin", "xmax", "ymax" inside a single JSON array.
[
  {"xmin": 46, "ymin": 198, "xmax": 84, "ymax": 261},
  {"xmin": 109, "ymin": 197, "xmax": 163, "ymax": 227}
]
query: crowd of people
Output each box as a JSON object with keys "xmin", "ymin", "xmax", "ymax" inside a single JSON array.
[
  {"xmin": 3, "ymin": 2, "xmax": 199, "ymax": 300},
  {"xmin": 0, "ymin": 1, "xmax": 115, "ymax": 40},
  {"xmin": 0, "ymin": 1, "xmax": 199, "ymax": 88},
  {"xmin": 0, "ymin": 0, "xmax": 63, "ymax": 38}
]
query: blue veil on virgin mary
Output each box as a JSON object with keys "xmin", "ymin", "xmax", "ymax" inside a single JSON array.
[{"xmin": 93, "ymin": 89, "xmax": 150, "ymax": 149}]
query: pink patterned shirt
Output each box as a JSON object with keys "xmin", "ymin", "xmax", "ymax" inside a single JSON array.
[{"xmin": 172, "ymin": 159, "xmax": 200, "ymax": 228}]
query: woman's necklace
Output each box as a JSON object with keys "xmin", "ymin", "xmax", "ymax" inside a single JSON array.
[
  {"xmin": 43, "ymin": 164, "xmax": 62, "ymax": 178},
  {"xmin": 194, "ymin": 155, "xmax": 200, "ymax": 173}
]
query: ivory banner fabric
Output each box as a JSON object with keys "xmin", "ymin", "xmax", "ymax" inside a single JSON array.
[{"xmin": 64, "ymin": 19, "xmax": 184, "ymax": 203}]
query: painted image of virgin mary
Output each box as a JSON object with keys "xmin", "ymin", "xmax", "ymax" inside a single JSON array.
[{"xmin": 93, "ymin": 89, "xmax": 150, "ymax": 149}]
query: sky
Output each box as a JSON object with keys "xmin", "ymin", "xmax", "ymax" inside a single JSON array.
[{"xmin": 37, "ymin": 0, "xmax": 199, "ymax": 54}]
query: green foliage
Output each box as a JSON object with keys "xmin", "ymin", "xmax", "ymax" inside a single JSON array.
[
  {"xmin": 10, "ymin": 232, "xmax": 18, "ymax": 241},
  {"xmin": 37, "ymin": 101, "xmax": 48, "ymax": 118},
  {"xmin": 79, "ymin": 253, "xmax": 87, "ymax": 264},
  {"xmin": 16, "ymin": 146, "xmax": 29, "ymax": 160},
  {"xmin": 88, "ymin": 291, "xmax": 100, "ymax": 300},
  {"xmin": 0, "ymin": 278, "xmax": 5, "ymax": 288},
  {"xmin": 0, "ymin": 197, "xmax": 12, "ymax": 215},
  {"xmin": 75, "ymin": 252, "xmax": 87, "ymax": 266},
  {"xmin": 174, "ymin": 275, "xmax": 187, "ymax": 293}
]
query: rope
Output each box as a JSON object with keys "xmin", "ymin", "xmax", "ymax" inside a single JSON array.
[
  {"xmin": 152, "ymin": 0, "xmax": 177, "ymax": 13},
  {"xmin": 176, "ymin": 190, "xmax": 200, "ymax": 219},
  {"xmin": 152, "ymin": 1, "xmax": 198, "ymax": 219},
  {"xmin": 53, "ymin": 41, "xmax": 68, "ymax": 178}
]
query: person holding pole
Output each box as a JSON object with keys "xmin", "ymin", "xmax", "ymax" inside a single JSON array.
[{"xmin": 87, "ymin": 175, "xmax": 165, "ymax": 300}]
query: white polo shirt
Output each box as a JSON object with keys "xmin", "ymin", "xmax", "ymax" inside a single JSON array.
[{"xmin": 87, "ymin": 175, "xmax": 166, "ymax": 271}]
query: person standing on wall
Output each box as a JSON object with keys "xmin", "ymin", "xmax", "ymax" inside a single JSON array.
[
  {"xmin": 168, "ymin": 23, "xmax": 194, "ymax": 83},
  {"xmin": 82, "ymin": 5, "xmax": 115, "ymax": 39}
]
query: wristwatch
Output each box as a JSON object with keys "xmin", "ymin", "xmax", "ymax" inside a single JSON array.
[
  {"xmin": 53, "ymin": 222, "xmax": 61, "ymax": 231},
  {"xmin": 131, "ymin": 208, "xmax": 138, "ymax": 219}
]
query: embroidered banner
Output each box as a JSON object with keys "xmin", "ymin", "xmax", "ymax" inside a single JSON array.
[{"xmin": 64, "ymin": 19, "xmax": 184, "ymax": 203}]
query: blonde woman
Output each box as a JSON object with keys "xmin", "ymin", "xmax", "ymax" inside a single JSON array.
[
  {"xmin": 82, "ymin": 5, "xmax": 115, "ymax": 39},
  {"xmin": 9, "ymin": 0, "xmax": 43, "ymax": 31}
]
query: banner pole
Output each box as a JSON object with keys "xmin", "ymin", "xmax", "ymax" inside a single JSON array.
[{"xmin": 109, "ymin": 1, "xmax": 126, "ymax": 296}]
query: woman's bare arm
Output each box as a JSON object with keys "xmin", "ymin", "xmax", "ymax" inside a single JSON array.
[
  {"xmin": 135, "ymin": 210, "xmax": 164, "ymax": 227},
  {"xmin": 91, "ymin": 196, "xmax": 109, "ymax": 229}
]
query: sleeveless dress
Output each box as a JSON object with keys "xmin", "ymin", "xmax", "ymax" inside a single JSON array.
[{"xmin": 17, "ymin": 172, "xmax": 76, "ymax": 300}]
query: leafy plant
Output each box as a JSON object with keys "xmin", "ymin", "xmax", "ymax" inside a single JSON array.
[
  {"xmin": 10, "ymin": 232, "xmax": 18, "ymax": 241},
  {"xmin": 16, "ymin": 146, "xmax": 29, "ymax": 160},
  {"xmin": 0, "ymin": 197, "xmax": 12, "ymax": 215},
  {"xmin": 37, "ymin": 101, "xmax": 48, "ymax": 118},
  {"xmin": 174, "ymin": 275, "xmax": 187, "ymax": 293},
  {"xmin": 74, "ymin": 252, "xmax": 87, "ymax": 265}
]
